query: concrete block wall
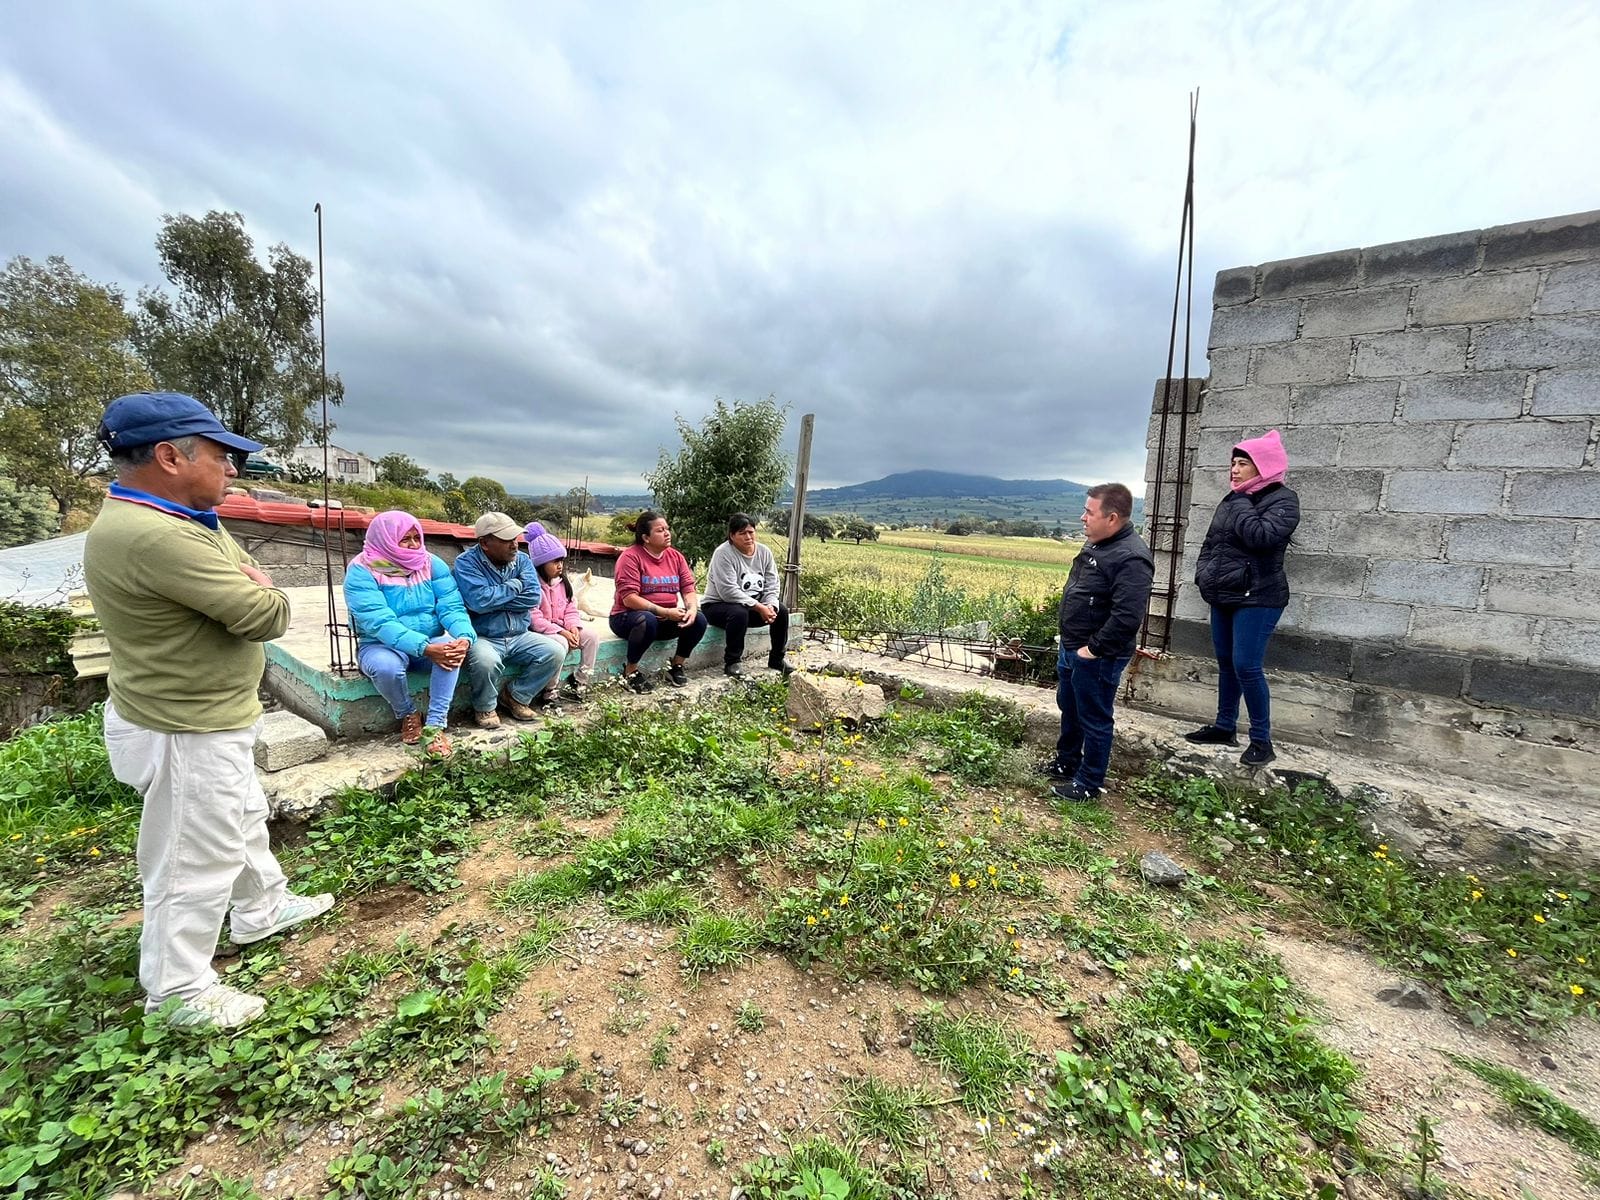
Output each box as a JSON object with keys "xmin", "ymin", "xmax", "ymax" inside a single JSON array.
[{"xmin": 1170, "ymin": 209, "xmax": 1600, "ymax": 721}]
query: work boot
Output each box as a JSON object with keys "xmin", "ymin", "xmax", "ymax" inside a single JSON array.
[
  {"xmin": 474, "ymin": 709, "xmax": 502, "ymax": 729},
  {"xmin": 500, "ymin": 687, "xmax": 538, "ymax": 721},
  {"xmin": 1241, "ymin": 740, "xmax": 1276, "ymax": 767}
]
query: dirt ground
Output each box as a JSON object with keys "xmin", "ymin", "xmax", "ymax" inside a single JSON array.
[{"xmin": 120, "ymin": 759, "xmax": 1599, "ymax": 1200}]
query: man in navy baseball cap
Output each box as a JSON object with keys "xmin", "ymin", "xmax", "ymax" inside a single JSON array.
[{"xmin": 97, "ymin": 391, "xmax": 265, "ymax": 456}]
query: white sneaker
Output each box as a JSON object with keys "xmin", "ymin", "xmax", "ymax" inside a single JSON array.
[
  {"xmin": 167, "ymin": 983, "xmax": 267, "ymax": 1029},
  {"xmin": 231, "ymin": 892, "xmax": 335, "ymax": 945}
]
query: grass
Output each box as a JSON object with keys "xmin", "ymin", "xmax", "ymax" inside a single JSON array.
[
  {"xmin": 734, "ymin": 999, "xmax": 766, "ymax": 1033},
  {"xmin": 1445, "ymin": 1053, "xmax": 1600, "ymax": 1158},
  {"xmin": 912, "ymin": 1010, "xmax": 1033, "ymax": 1115},
  {"xmin": 838, "ymin": 1076, "xmax": 939, "ymax": 1153}
]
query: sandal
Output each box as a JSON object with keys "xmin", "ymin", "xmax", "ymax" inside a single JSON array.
[{"xmin": 399, "ymin": 712, "xmax": 423, "ymax": 745}]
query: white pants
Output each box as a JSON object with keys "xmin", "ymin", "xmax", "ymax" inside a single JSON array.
[
  {"xmin": 103, "ymin": 703, "xmax": 289, "ymax": 1009},
  {"xmin": 537, "ymin": 626, "xmax": 599, "ymax": 695}
]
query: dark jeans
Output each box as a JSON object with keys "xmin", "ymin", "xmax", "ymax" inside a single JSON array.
[
  {"xmin": 1054, "ymin": 645, "xmax": 1132, "ymax": 792},
  {"xmin": 1210, "ymin": 604, "xmax": 1284, "ymax": 743},
  {"xmin": 702, "ymin": 600, "xmax": 789, "ymax": 666},
  {"xmin": 608, "ymin": 609, "xmax": 708, "ymax": 666}
]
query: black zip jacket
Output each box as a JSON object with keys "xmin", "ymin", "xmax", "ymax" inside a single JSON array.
[
  {"xmin": 1057, "ymin": 524, "xmax": 1155, "ymax": 659},
  {"xmin": 1194, "ymin": 483, "xmax": 1300, "ymax": 609}
]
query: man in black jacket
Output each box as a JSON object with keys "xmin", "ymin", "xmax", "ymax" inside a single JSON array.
[{"xmin": 1041, "ymin": 483, "xmax": 1154, "ymax": 801}]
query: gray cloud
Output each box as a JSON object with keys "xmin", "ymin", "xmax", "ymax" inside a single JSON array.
[{"xmin": 3, "ymin": 1, "xmax": 1597, "ymax": 494}]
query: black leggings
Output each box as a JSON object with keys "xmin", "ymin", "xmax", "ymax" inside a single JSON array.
[
  {"xmin": 702, "ymin": 600, "xmax": 789, "ymax": 666},
  {"xmin": 608, "ymin": 609, "xmax": 708, "ymax": 666}
]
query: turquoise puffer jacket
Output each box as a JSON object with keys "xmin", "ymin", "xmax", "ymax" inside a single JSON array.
[{"xmin": 343, "ymin": 555, "xmax": 477, "ymax": 658}]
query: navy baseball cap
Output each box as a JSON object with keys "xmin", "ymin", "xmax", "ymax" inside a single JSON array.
[{"xmin": 98, "ymin": 392, "xmax": 264, "ymax": 455}]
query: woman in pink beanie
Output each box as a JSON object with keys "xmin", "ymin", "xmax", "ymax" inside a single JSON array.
[
  {"xmin": 523, "ymin": 522, "xmax": 598, "ymax": 703},
  {"xmin": 1184, "ymin": 429, "xmax": 1300, "ymax": 768}
]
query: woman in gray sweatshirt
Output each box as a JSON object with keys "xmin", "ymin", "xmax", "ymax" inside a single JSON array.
[{"xmin": 701, "ymin": 513, "xmax": 796, "ymax": 677}]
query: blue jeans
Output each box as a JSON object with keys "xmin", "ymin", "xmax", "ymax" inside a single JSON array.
[
  {"xmin": 466, "ymin": 631, "xmax": 563, "ymax": 712},
  {"xmin": 1210, "ymin": 605, "xmax": 1284, "ymax": 743},
  {"xmin": 608, "ymin": 609, "xmax": 708, "ymax": 666},
  {"xmin": 1054, "ymin": 645, "xmax": 1132, "ymax": 792},
  {"xmin": 358, "ymin": 636, "xmax": 461, "ymax": 728}
]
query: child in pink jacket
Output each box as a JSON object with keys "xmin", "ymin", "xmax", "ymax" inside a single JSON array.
[{"xmin": 523, "ymin": 522, "xmax": 599, "ymax": 703}]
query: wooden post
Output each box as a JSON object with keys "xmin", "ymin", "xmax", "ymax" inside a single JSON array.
[{"xmin": 781, "ymin": 413, "xmax": 814, "ymax": 612}]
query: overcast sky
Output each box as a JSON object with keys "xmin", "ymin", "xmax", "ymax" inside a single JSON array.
[{"xmin": 3, "ymin": 1, "xmax": 1596, "ymax": 494}]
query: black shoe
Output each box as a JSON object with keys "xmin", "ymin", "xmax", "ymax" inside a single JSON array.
[
  {"xmin": 624, "ymin": 672, "xmax": 654, "ymax": 694},
  {"xmin": 666, "ymin": 663, "xmax": 688, "ymax": 687},
  {"xmin": 1240, "ymin": 740, "xmax": 1276, "ymax": 767},
  {"xmin": 1184, "ymin": 724, "xmax": 1239, "ymax": 746},
  {"xmin": 769, "ymin": 658, "xmax": 796, "ymax": 677},
  {"xmin": 724, "ymin": 662, "xmax": 745, "ymax": 678},
  {"xmin": 1051, "ymin": 781, "xmax": 1102, "ymax": 803},
  {"xmin": 1035, "ymin": 758, "xmax": 1074, "ymax": 781},
  {"xmin": 560, "ymin": 679, "xmax": 587, "ymax": 704}
]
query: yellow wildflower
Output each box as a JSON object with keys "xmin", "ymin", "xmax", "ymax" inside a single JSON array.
[
  {"xmin": 987, "ymin": 864, "xmax": 997, "ymax": 876},
  {"xmin": 1471, "ymin": 889, "xmax": 1483, "ymax": 900},
  {"xmin": 897, "ymin": 816, "xmax": 909, "ymax": 827},
  {"xmin": 1533, "ymin": 913, "xmax": 1547, "ymax": 923},
  {"xmin": 1506, "ymin": 948, "xmax": 1518, "ymax": 958},
  {"xmin": 1009, "ymin": 966, "xmax": 1022, "ymax": 977},
  {"xmin": 1571, "ymin": 984, "xmax": 1585, "ymax": 996},
  {"xmin": 876, "ymin": 817, "xmax": 888, "ymax": 829},
  {"xmin": 806, "ymin": 915, "xmax": 818, "ymax": 926},
  {"xmin": 967, "ymin": 878, "xmax": 978, "ymax": 889},
  {"xmin": 840, "ymin": 758, "xmax": 854, "ymax": 768},
  {"xmin": 839, "ymin": 895, "xmax": 850, "ymax": 907},
  {"xmin": 949, "ymin": 872, "xmax": 962, "ymax": 889},
  {"xmin": 821, "ymin": 908, "xmax": 832, "ymax": 918},
  {"xmin": 89, "ymin": 847, "xmax": 101, "ymax": 857},
  {"xmin": 33, "ymin": 856, "xmax": 45, "ymax": 864}
]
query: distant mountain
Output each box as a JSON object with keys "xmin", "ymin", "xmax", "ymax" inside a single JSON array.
[
  {"xmin": 787, "ymin": 471, "xmax": 1141, "ymax": 526},
  {"xmin": 804, "ymin": 471, "xmax": 1090, "ymax": 504}
]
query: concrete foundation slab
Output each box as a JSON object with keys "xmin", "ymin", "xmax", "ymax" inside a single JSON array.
[{"xmin": 254, "ymin": 710, "xmax": 329, "ymax": 772}]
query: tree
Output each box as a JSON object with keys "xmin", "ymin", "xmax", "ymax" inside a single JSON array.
[
  {"xmin": 375, "ymin": 452, "xmax": 430, "ymax": 490},
  {"xmin": 645, "ymin": 396, "xmax": 789, "ymax": 565},
  {"xmin": 805, "ymin": 514, "xmax": 834, "ymax": 542},
  {"xmin": 460, "ymin": 475, "xmax": 510, "ymax": 518},
  {"xmin": 0, "ymin": 464, "xmax": 59, "ymax": 548},
  {"xmin": 134, "ymin": 210, "xmax": 343, "ymax": 453},
  {"xmin": 841, "ymin": 517, "xmax": 878, "ymax": 545},
  {"xmin": 0, "ymin": 256, "xmax": 153, "ymax": 515},
  {"xmin": 436, "ymin": 471, "xmax": 460, "ymax": 494}
]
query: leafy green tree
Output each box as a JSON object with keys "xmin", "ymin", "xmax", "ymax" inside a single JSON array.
[
  {"xmin": 0, "ymin": 465, "xmax": 60, "ymax": 548},
  {"xmin": 841, "ymin": 517, "xmax": 878, "ymax": 544},
  {"xmin": 805, "ymin": 514, "xmax": 834, "ymax": 541},
  {"xmin": 645, "ymin": 395, "xmax": 788, "ymax": 565},
  {"xmin": 375, "ymin": 452, "xmax": 430, "ymax": 490},
  {"xmin": 134, "ymin": 210, "xmax": 343, "ymax": 452},
  {"xmin": 436, "ymin": 471, "xmax": 460, "ymax": 494},
  {"xmin": 0, "ymin": 255, "xmax": 153, "ymax": 515},
  {"xmin": 460, "ymin": 475, "xmax": 510, "ymax": 518}
]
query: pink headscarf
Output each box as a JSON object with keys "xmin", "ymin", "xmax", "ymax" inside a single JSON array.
[
  {"xmin": 1231, "ymin": 429, "xmax": 1288, "ymax": 496},
  {"xmin": 350, "ymin": 510, "xmax": 433, "ymax": 585}
]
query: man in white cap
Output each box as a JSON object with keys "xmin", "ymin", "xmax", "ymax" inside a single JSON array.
[
  {"xmin": 83, "ymin": 392, "xmax": 334, "ymax": 1029},
  {"xmin": 453, "ymin": 511, "xmax": 563, "ymax": 726}
]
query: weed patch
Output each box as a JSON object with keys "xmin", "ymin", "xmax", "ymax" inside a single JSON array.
[{"xmin": 1446, "ymin": 1053, "xmax": 1600, "ymax": 1158}]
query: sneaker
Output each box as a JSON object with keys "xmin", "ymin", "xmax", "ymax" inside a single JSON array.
[
  {"xmin": 1035, "ymin": 758, "xmax": 1075, "ymax": 781},
  {"xmin": 1184, "ymin": 724, "xmax": 1239, "ymax": 746},
  {"xmin": 474, "ymin": 709, "xmax": 502, "ymax": 729},
  {"xmin": 500, "ymin": 688, "xmax": 538, "ymax": 721},
  {"xmin": 399, "ymin": 712, "xmax": 423, "ymax": 745},
  {"xmin": 624, "ymin": 671, "xmax": 655, "ymax": 694},
  {"xmin": 1241, "ymin": 740, "xmax": 1276, "ymax": 767},
  {"xmin": 424, "ymin": 728, "xmax": 453, "ymax": 755},
  {"xmin": 560, "ymin": 678, "xmax": 587, "ymax": 703},
  {"xmin": 232, "ymin": 892, "xmax": 335, "ymax": 945},
  {"xmin": 166, "ymin": 982, "xmax": 267, "ymax": 1029},
  {"xmin": 724, "ymin": 662, "xmax": 745, "ymax": 678},
  {"xmin": 666, "ymin": 663, "xmax": 688, "ymax": 687},
  {"xmin": 768, "ymin": 658, "xmax": 796, "ymax": 677},
  {"xmin": 1051, "ymin": 781, "xmax": 1102, "ymax": 803}
]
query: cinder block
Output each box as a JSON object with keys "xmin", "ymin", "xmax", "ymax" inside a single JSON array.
[
  {"xmin": 1284, "ymin": 552, "xmax": 1369, "ymax": 597},
  {"xmin": 1445, "ymin": 518, "xmax": 1579, "ymax": 567},
  {"xmin": 1386, "ymin": 470, "xmax": 1505, "ymax": 515},
  {"xmin": 1196, "ymin": 427, "xmax": 1248, "ymax": 467},
  {"xmin": 1172, "ymin": 585, "xmax": 1210, "ymax": 623},
  {"xmin": 1259, "ymin": 249, "xmax": 1360, "ymax": 299},
  {"xmin": 1253, "ymin": 338, "xmax": 1351, "ymax": 386},
  {"xmin": 1410, "ymin": 609, "xmax": 1537, "ymax": 656},
  {"xmin": 1486, "ymin": 567, "xmax": 1600, "ymax": 619},
  {"xmin": 1481, "ymin": 209, "xmax": 1600, "ymax": 270},
  {"xmin": 1289, "ymin": 380, "xmax": 1400, "ymax": 424},
  {"xmin": 1328, "ymin": 512, "xmax": 1446, "ymax": 560},
  {"xmin": 1454, "ymin": 419, "xmax": 1591, "ymax": 468},
  {"xmin": 1289, "ymin": 508, "xmax": 1335, "ymax": 553},
  {"xmin": 1350, "ymin": 644, "xmax": 1467, "ymax": 698},
  {"xmin": 1292, "ymin": 468, "xmax": 1384, "ymax": 512},
  {"xmin": 1401, "ymin": 372, "xmax": 1527, "ymax": 421},
  {"xmin": 1469, "ymin": 659, "xmax": 1599, "ymax": 719},
  {"xmin": 1412, "ymin": 271, "xmax": 1540, "ymax": 326},
  {"xmin": 1196, "ymin": 385, "xmax": 1290, "ymax": 428},
  {"xmin": 1531, "ymin": 367, "xmax": 1600, "ymax": 415},
  {"xmin": 1509, "ymin": 471, "xmax": 1600, "ymax": 518},
  {"xmin": 1336, "ymin": 423, "xmax": 1453, "ymax": 469},
  {"xmin": 1359, "ymin": 229, "xmax": 1481, "ymax": 286},
  {"xmin": 1577, "ymin": 529, "xmax": 1600, "ymax": 569},
  {"xmin": 1214, "ymin": 267, "xmax": 1257, "ymax": 306},
  {"xmin": 1280, "ymin": 426, "xmax": 1341, "ymax": 467},
  {"xmin": 1352, "ymin": 328, "xmax": 1469, "ymax": 378},
  {"xmin": 254, "ymin": 710, "xmax": 330, "ymax": 772},
  {"xmin": 1207, "ymin": 347, "xmax": 1249, "ymax": 387},
  {"xmin": 1208, "ymin": 300, "xmax": 1301, "ymax": 349},
  {"xmin": 1263, "ymin": 626, "xmax": 1353, "ymax": 677},
  {"xmin": 1535, "ymin": 261, "xmax": 1600, "ymax": 316},
  {"xmin": 1297, "ymin": 596, "xmax": 1412, "ymax": 639},
  {"xmin": 1537, "ymin": 618, "xmax": 1600, "ymax": 670},
  {"xmin": 1365, "ymin": 560, "xmax": 1483, "ymax": 608},
  {"xmin": 1300, "ymin": 287, "xmax": 1410, "ymax": 338},
  {"xmin": 1473, "ymin": 315, "xmax": 1600, "ymax": 370}
]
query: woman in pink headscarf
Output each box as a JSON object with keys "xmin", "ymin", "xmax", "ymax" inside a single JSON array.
[
  {"xmin": 1184, "ymin": 430, "xmax": 1300, "ymax": 768},
  {"xmin": 343, "ymin": 511, "xmax": 476, "ymax": 754}
]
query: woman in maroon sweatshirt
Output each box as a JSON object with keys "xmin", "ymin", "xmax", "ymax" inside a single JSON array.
[{"xmin": 609, "ymin": 510, "xmax": 707, "ymax": 692}]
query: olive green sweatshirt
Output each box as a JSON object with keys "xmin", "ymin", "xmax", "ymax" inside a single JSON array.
[{"xmin": 83, "ymin": 497, "xmax": 291, "ymax": 733}]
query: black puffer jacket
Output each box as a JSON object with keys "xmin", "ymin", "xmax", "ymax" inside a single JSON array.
[
  {"xmin": 1194, "ymin": 483, "xmax": 1300, "ymax": 609},
  {"xmin": 1058, "ymin": 525, "xmax": 1155, "ymax": 659}
]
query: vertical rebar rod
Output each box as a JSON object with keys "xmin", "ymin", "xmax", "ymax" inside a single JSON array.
[{"xmin": 314, "ymin": 202, "xmax": 346, "ymax": 672}]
